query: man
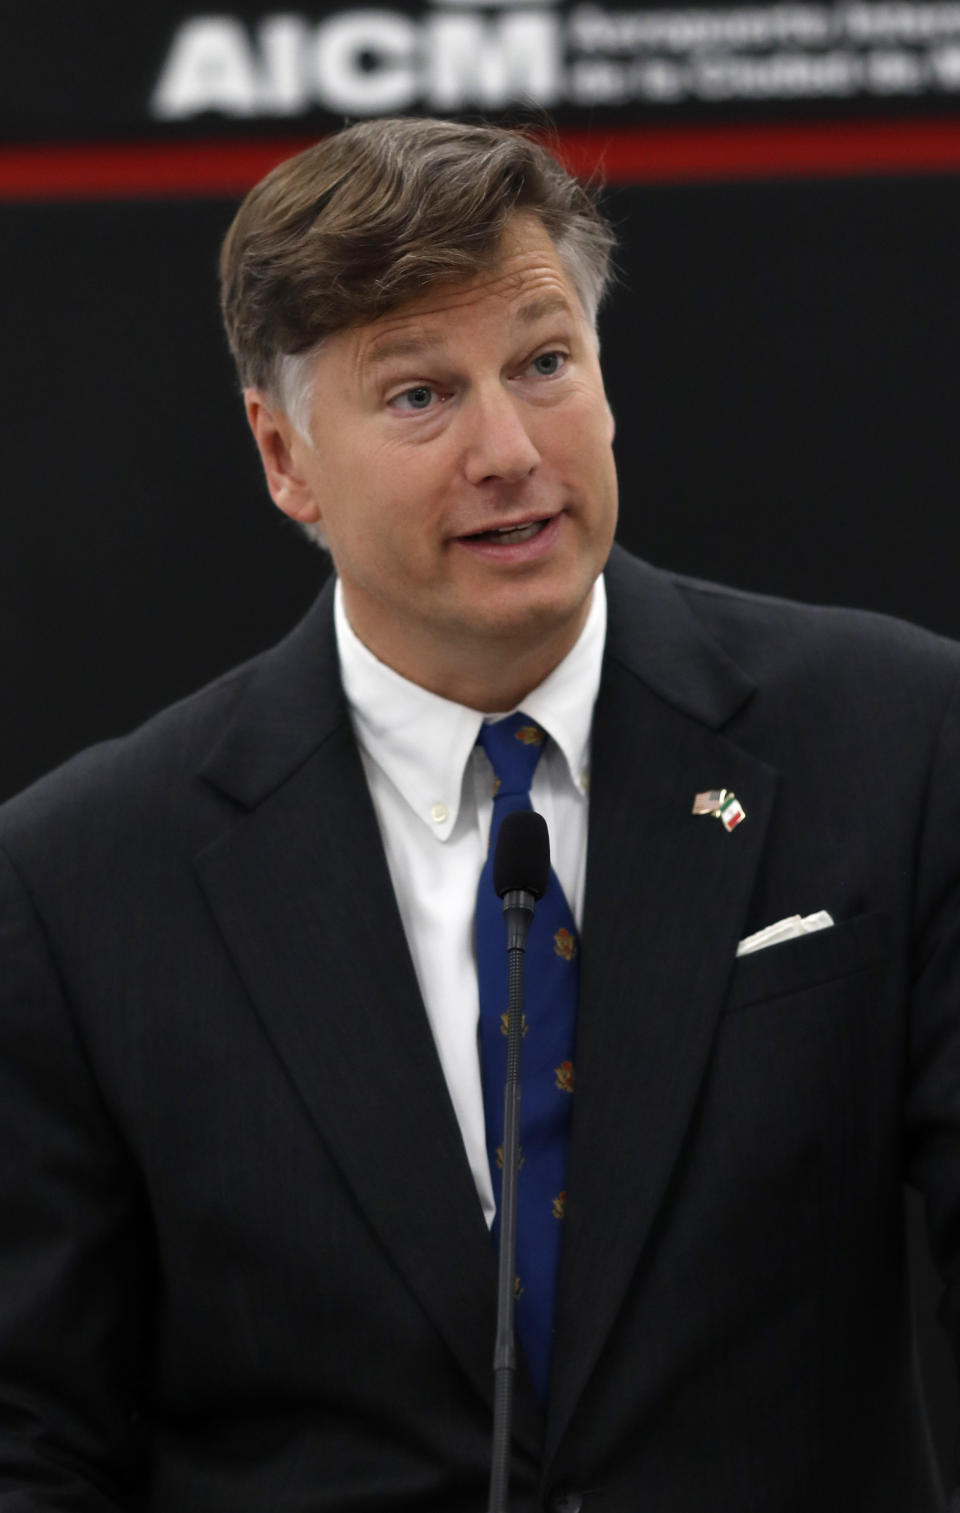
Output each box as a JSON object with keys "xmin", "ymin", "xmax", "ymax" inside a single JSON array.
[{"xmin": 1, "ymin": 116, "xmax": 959, "ymax": 1512}]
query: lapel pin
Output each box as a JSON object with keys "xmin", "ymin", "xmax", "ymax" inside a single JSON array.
[{"xmin": 692, "ymin": 788, "xmax": 747, "ymax": 832}]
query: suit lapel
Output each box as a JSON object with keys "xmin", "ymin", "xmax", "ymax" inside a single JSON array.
[
  {"xmin": 547, "ymin": 551, "xmax": 778, "ymax": 1457},
  {"xmin": 193, "ymin": 581, "xmax": 543, "ymax": 1456}
]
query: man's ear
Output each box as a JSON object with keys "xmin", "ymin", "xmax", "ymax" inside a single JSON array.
[{"xmin": 244, "ymin": 389, "xmax": 323, "ymax": 525}]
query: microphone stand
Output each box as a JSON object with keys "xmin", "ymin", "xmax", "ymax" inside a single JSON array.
[{"xmin": 488, "ymin": 885, "xmax": 535, "ymax": 1513}]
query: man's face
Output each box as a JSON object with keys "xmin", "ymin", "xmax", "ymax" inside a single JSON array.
[{"xmin": 253, "ymin": 212, "xmax": 618, "ymax": 697}]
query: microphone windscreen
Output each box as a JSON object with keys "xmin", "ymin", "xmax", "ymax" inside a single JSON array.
[{"xmin": 493, "ymin": 810, "xmax": 550, "ymax": 900}]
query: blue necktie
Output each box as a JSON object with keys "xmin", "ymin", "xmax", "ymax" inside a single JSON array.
[{"xmin": 476, "ymin": 713, "xmax": 579, "ymax": 1402}]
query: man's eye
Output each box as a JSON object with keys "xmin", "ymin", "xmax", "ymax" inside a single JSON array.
[
  {"xmin": 394, "ymin": 385, "xmax": 435, "ymax": 411},
  {"xmin": 531, "ymin": 352, "xmax": 565, "ymax": 377}
]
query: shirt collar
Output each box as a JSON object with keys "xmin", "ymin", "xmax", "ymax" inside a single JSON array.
[
  {"xmin": 334, "ymin": 575, "xmax": 607, "ymax": 840},
  {"xmin": 513, "ymin": 574, "xmax": 605, "ymax": 799}
]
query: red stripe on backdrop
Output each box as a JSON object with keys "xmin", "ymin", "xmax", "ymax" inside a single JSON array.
[
  {"xmin": 558, "ymin": 119, "xmax": 960, "ymax": 181},
  {"xmin": 2, "ymin": 120, "xmax": 960, "ymax": 201},
  {"xmin": 0, "ymin": 139, "xmax": 314, "ymax": 201}
]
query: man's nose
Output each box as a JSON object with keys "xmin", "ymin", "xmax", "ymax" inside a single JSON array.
[{"xmin": 461, "ymin": 386, "xmax": 540, "ymax": 486}]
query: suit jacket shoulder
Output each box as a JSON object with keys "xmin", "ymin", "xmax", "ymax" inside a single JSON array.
[
  {"xmin": 604, "ymin": 544, "xmax": 960, "ymax": 728},
  {"xmin": 0, "ymin": 577, "xmax": 344, "ymax": 877}
]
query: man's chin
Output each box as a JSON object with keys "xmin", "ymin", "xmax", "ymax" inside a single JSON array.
[{"xmin": 450, "ymin": 580, "xmax": 597, "ymax": 650}]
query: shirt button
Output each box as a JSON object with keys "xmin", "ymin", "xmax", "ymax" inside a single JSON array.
[
  {"xmin": 549, "ymin": 1489, "xmax": 583, "ymax": 1513},
  {"xmin": 430, "ymin": 801, "xmax": 449, "ymax": 825}
]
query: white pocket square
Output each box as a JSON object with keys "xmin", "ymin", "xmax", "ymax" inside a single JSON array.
[{"xmin": 736, "ymin": 911, "xmax": 834, "ymax": 957}]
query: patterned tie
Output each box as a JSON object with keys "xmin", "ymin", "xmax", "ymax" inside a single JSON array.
[{"xmin": 476, "ymin": 713, "xmax": 579, "ymax": 1402}]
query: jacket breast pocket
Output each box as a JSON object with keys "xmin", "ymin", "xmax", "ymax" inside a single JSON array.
[{"xmin": 724, "ymin": 910, "xmax": 891, "ymax": 1015}]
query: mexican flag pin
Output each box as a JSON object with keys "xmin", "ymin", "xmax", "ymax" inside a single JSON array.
[{"xmin": 692, "ymin": 788, "xmax": 747, "ymax": 832}]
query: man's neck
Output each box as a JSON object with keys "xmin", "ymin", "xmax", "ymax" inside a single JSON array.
[{"xmin": 340, "ymin": 591, "xmax": 594, "ymax": 713}]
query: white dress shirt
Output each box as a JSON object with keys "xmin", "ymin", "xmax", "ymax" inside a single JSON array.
[{"xmin": 334, "ymin": 577, "xmax": 607, "ymax": 1226}]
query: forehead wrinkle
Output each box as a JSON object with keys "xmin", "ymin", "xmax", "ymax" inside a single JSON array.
[{"xmin": 515, "ymin": 293, "xmax": 577, "ymax": 325}]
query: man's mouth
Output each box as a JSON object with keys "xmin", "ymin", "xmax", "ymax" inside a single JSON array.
[{"xmin": 465, "ymin": 519, "xmax": 549, "ymax": 545}]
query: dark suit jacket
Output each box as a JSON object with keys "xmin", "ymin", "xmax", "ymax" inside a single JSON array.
[{"xmin": 2, "ymin": 545, "xmax": 960, "ymax": 1512}]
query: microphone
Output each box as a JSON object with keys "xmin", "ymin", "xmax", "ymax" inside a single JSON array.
[
  {"xmin": 488, "ymin": 810, "xmax": 550, "ymax": 1513},
  {"xmin": 493, "ymin": 809, "xmax": 550, "ymax": 950}
]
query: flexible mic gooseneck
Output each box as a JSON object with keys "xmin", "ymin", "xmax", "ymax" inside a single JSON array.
[{"xmin": 488, "ymin": 810, "xmax": 550, "ymax": 1513}]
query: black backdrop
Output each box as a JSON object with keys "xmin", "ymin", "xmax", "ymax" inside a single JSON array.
[
  {"xmin": 7, "ymin": 174, "xmax": 960, "ymax": 790},
  {"xmin": 3, "ymin": 161, "xmax": 960, "ymax": 1470}
]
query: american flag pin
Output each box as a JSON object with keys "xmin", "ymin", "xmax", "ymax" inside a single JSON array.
[{"xmin": 692, "ymin": 788, "xmax": 747, "ymax": 832}]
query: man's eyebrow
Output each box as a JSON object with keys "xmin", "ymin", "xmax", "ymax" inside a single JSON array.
[
  {"xmin": 364, "ymin": 331, "xmax": 446, "ymax": 372},
  {"xmin": 363, "ymin": 293, "xmax": 577, "ymax": 373}
]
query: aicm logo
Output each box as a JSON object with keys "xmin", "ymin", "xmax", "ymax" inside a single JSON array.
[{"xmin": 151, "ymin": 6, "xmax": 563, "ymax": 118}]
